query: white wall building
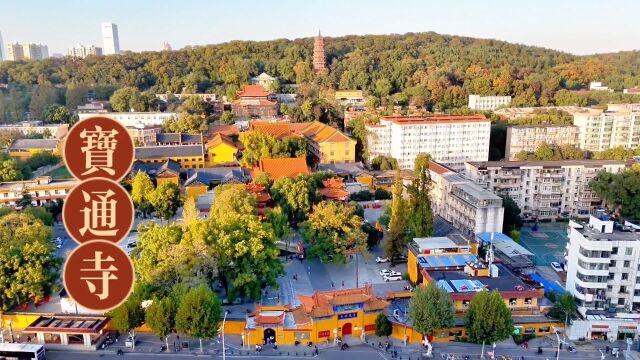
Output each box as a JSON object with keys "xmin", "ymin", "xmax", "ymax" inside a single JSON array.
[
  {"xmin": 5, "ymin": 42, "xmax": 48, "ymax": 61},
  {"xmin": 573, "ymin": 104, "xmax": 640, "ymax": 151},
  {"xmin": 505, "ymin": 125, "xmax": 580, "ymax": 160},
  {"xmin": 366, "ymin": 115, "xmax": 490, "ymax": 171},
  {"xmin": 78, "ymin": 112, "xmax": 178, "ymax": 128},
  {"xmin": 468, "ymin": 95, "xmax": 511, "ymax": 111},
  {"xmin": 66, "ymin": 44, "xmax": 102, "ymax": 58},
  {"xmin": 429, "ymin": 161, "xmax": 504, "ymax": 237},
  {"xmin": 564, "ymin": 215, "xmax": 640, "ymax": 340},
  {"xmin": 589, "ymin": 81, "xmax": 613, "ymax": 92},
  {"xmin": 465, "ymin": 160, "xmax": 628, "ymax": 220},
  {"xmin": 101, "ymin": 22, "xmax": 120, "ymax": 55}
]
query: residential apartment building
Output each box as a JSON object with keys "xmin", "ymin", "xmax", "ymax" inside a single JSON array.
[
  {"xmin": 366, "ymin": 115, "xmax": 491, "ymax": 171},
  {"xmin": 564, "ymin": 215, "xmax": 640, "ymax": 340},
  {"xmin": 78, "ymin": 112, "xmax": 178, "ymax": 127},
  {"xmin": 0, "ymin": 123, "xmax": 68, "ymax": 139},
  {"xmin": 465, "ymin": 160, "xmax": 629, "ymax": 220},
  {"xmin": 494, "ymin": 106, "xmax": 589, "ymax": 121},
  {"xmin": 101, "ymin": 22, "xmax": 120, "ymax": 55},
  {"xmin": 5, "ymin": 42, "xmax": 48, "ymax": 61},
  {"xmin": 505, "ymin": 125, "xmax": 580, "ymax": 160},
  {"xmin": 0, "ymin": 176, "xmax": 77, "ymax": 207},
  {"xmin": 429, "ymin": 161, "xmax": 504, "ymax": 237},
  {"xmin": 573, "ymin": 104, "xmax": 640, "ymax": 151},
  {"xmin": 468, "ymin": 94, "xmax": 511, "ymax": 111},
  {"xmin": 66, "ymin": 44, "xmax": 102, "ymax": 58}
]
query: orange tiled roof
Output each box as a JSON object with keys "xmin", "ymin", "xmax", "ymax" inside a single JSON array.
[
  {"xmin": 322, "ymin": 177, "xmax": 345, "ymax": 189},
  {"xmin": 246, "ymin": 183, "xmax": 266, "ymax": 193},
  {"xmin": 318, "ymin": 187, "xmax": 349, "ymax": 199},
  {"xmin": 254, "ymin": 314, "xmax": 285, "ymax": 325},
  {"xmin": 249, "ymin": 122, "xmax": 303, "ymax": 140},
  {"xmin": 291, "ymin": 307, "xmax": 312, "ymax": 325},
  {"xmin": 209, "ymin": 124, "xmax": 239, "ymax": 137},
  {"xmin": 237, "ymin": 84, "xmax": 272, "ymax": 98},
  {"xmin": 205, "ymin": 133, "xmax": 237, "ymax": 149},
  {"xmin": 428, "ymin": 161, "xmax": 455, "ymax": 175},
  {"xmin": 255, "ymin": 192, "xmax": 271, "ymax": 203},
  {"xmin": 297, "ymin": 121, "xmax": 354, "ymax": 144},
  {"xmin": 254, "ymin": 157, "xmax": 310, "ymax": 181},
  {"xmin": 298, "ymin": 286, "xmax": 388, "ymax": 319}
]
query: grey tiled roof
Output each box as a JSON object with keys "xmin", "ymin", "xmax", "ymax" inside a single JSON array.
[
  {"xmin": 184, "ymin": 166, "xmax": 247, "ymax": 187},
  {"xmin": 10, "ymin": 139, "xmax": 58, "ymax": 150},
  {"xmin": 135, "ymin": 145, "xmax": 203, "ymax": 159}
]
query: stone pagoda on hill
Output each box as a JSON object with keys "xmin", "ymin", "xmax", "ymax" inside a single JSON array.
[{"xmin": 313, "ymin": 30, "xmax": 326, "ymax": 74}]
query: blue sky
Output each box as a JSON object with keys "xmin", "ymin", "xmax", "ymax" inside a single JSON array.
[{"xmin": 1, "ymin": 0, "xmax": 639, "ymax": 55}]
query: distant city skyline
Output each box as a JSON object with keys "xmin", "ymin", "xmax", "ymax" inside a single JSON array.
[{"xmin": 1, "ymin": 0, "xmax": 639, "ymax": 56}]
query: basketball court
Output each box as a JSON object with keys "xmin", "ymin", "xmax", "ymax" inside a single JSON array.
[{"xmin": 519, "ymin": 223, "xmax": 568, "ymax": 266}]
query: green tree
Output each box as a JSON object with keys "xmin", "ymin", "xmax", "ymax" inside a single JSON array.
[
  {"xmin": 406, "ymin": 153, "xmax": 433, "ymax": 238},
  {"xmin": 131, "ymin": 223, "xmax": 183, "ymax": 287},
  {"xmin": 25, "ymin": 151, "xmax": 60, "ymax": 170},
  {"xmin": 145, "ymin": 296, "xmax": 177, "ymax": 351},
  {"xmin": 110, "ymin": 298, "xmax": 145, "ymax": 350},
  {"xmin": 149, "ymin": 182, "xmax": 182, "ymax": 221},
  {"xmin": 203, "ymin": 184, "xmax": 283, "ymax": 300},
  {"xmin": 465, "ymin": 290, "xmax": 514, "ymax": 347},
  {"xmin": 534, "ymin": 142, "xmax": 555, "ymax": 160},
  {"xmin": 0, "ymin": 157, "xmax": 23, "ymax": 182},
  {"xmin": 385, "ymin": 171, "xmax": 409, "ymax": 262},
  {"xmin": 131, "ymin": 171, "xmax": 155, "ymax": 217},
  {"xmin": 375, "ymin": 79, "xmax": 393, "ymax": 97},
  {"xmin": 0, "ymin": 212, "xmax": 58, "ymax": 310},
  {"xmin": 375, "ymin": 312, "xmax": 392, "ymax": 338},
  {"xmin": 42, "ymin": 104, "xmax": 72, "ymax": 123},
  {"xmin": 266, "ymin": 206, "xmax": 294, "ymax": 248},
  {"xmin": 547, "ymin": 292, "xmax": 577, "ymax": 325},
  {"xmin": 110, "ymin": 87, "xmax": 149, "ymax": 112},
  {"xmin": 23, "ymin": 206, "xmax": 54, "ymax": 226},
  {"xmin": 29, "ymin": 82, "xmax": 60, "ymax": 119},
  {"xmin": 270, "ymin": 175, "xmax": 317, "ymax": 223},
  {"xmin": 64, "ymin": 82, "xmax": 88, "ymax": 111},
  {"xmin": 591, "ymin": 169, "xmax": 640, "ymax": 219},
  {"xmin": 219, "ymin": 111, "xmax": 235, "ymax": 125},
  {"xmin": 175, "ymin": 284, "xmax": 222, "ymax": 353},
  {"xmin": 181, "ymin": 196, "xmax": 200, "ymax": 230},
  {"xmin": 408, "ymin": 282, "xmax": 455, "ymax": 346},
  {"xmin": 162, "ymin": 112, "xmax": 208, "ymax": 134},
  {"xmin": 301, "ymin": 201, "xmax": 368, "ymax": 263},
  {"xmin": 371, "ymin": 156, "xmax": 398, "ymax": 171},
  {"xmin": 179, "ymin": 96, "xmax": 207, "ymax": 115},
  {"xmin": 501, "ymin": 196, "xmax": 523, "ymax": 233},
  {"xmin": 238, "ymin": 131, "xmax": 277, "ymax": 166}
]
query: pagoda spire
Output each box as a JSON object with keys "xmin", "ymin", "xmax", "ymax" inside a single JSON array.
[{"xmin": 313, "ymin": 30, "xmax": 326, "ymax": 74}]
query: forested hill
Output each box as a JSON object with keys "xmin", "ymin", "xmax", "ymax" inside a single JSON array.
[{"xmin": 2, "ymin": 31, "xmax": 640, "ymax": 122}]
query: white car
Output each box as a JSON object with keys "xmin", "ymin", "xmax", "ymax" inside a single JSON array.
[
  {"xmin": 383, "ymin": 273, "xmax": 403, "ymax": 282},
  {"xmin": 550, "ymin": 262, "xmax": 563, "ymax": 272},
  {"xmin": 379, "ymin": 269, "xmax": 401, "ymax": 277},
  {"xmin": 55, "ymin": 243, "xmax": 62, "ymax": 249},
  {"xmin": 376, "ymin": 256, "xmax": 390, "ymax": 263}
]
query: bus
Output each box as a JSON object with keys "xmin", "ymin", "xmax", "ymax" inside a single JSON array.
[{"xmin": 0, "ymin": 343, "xmax": 46, "ymax": 360}]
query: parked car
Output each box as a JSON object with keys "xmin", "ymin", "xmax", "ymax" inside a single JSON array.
[
  {"xmin": 376, "ymin": 256, "xmax": 390, "ymax": 263},
  {"xmin": 550, "ymin": 262, "xmax": 563, "ymax": 272},
  {"xmin": 126, "ymin": 241, "xmax": 137, "ymax": 249},
  {"xmin": 380, "ymin": 269, "xmax": 401, "ymax": 277},
  {"xmin": 393, "ymin": 256, "xmax": 408, "ymax": 263},
  {"xmin": 383, "ymin": 273, "xmax": 403, "ymax": 282}
]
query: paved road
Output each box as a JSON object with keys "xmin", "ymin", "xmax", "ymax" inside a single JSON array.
[{"xmin": 46, "ymin": 345, "xmax": 395, "ymax": 360}]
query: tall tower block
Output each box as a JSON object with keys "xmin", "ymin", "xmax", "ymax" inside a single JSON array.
[{"xmin": 313, "ymin": 30, "xmax": 326, "ymax": 74}]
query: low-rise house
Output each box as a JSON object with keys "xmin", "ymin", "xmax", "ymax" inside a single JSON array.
[
  {"xmin": 252, "ymin": 157, "xmax": 310, "ymax": 182},
  {"xmin": 231, "ymin": 85, "xmax": 278, "ymax": 119},
  {"xmin": 0, "ymin": 176, "xmax": 76, "ymax": 207},
  {"xmin": 134, "ymin": 144, "xmax": 205, "ymax": 170},
  {"xmin": 8, "ymin": 139, "xmax": 61, "ymax": 159},
  {"xmin": 184, "ymin": 166, "xmax": 247, "ymax": 200},
  {"xmin": 204, "ymin": 133, "xmax": 240, "ymax": 166}
]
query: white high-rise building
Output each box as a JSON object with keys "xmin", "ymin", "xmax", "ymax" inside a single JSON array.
[
  {"xmin": 101, "ymin": 22, "xmax": 120, "ymax": 55},
  {"xmin": 5, "ymin": 42, "xmax": 48, "ymax": 61},
  {"xmin": 573, "ymin": 104, "xmax": 640, "ymax": 151},
  {"xmin": 366, "ymin": 115, "xmax": 491, "ymax": 171},
  {"xmin": 66, "ymin": 44, "xmax": 103, "ymax": 59},
  {"xmin": 563, "ymin": 215, "xmax": 640, "ymax": 340}
]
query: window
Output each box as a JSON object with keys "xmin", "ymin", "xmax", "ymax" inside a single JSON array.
[
  {"xmin": 610, "ymin": 260, "xmax": 616, "ymax": 267},
  {"xmin": 622, "ymin": 273, "xmax": 629, "ymax": 280},
  {"xmin": 524, "ymin": 298, "xmax": 532, "ymax": 305},
  {"xmin": 625, "ymin": 248, "xmax": 633, "ymax": 255},
  {"xmin": 509, "ymin": 299, "xmax": 517, "ymax": 306},
  {"xmin": 462, "ymin": 300, "xmax": 470, "ymax": 308},
  {"xmin": 618, "ymin": 298, "xmax": 625, "ymax": 305},
  {"xmin": 611, "ymin": 247, "xmax": 618, "ymax": 255},
  {"xmin": 608, "ymin": 273, "xmax": 615, "ymax": 280},
  {"xmin": 624, "ymin": 261, "xmax": 631, "ymax": 267}
]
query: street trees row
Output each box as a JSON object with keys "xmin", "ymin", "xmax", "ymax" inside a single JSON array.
[
  {"xmin": 384, "ymin": 153, "xmax": 434, "ymax": 263},
  {"xmin": 408, "ymin": 282, "xmax": 514, "ymax": 349}
]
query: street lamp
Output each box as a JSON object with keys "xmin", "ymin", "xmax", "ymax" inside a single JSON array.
[
  {"xmin": 222, "ymin": 310, "xmax": 230, "ymax": 360},
  {"xmin": 7, "ymin": 320, "xmax": 13, "ymax": 343},
  {"xmin": 554, "ymin": 329, "xmax": 567, "ymax": 360}
]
